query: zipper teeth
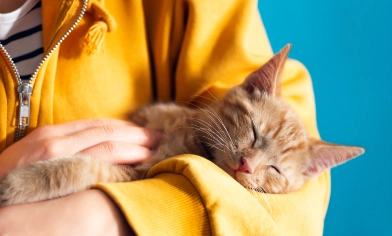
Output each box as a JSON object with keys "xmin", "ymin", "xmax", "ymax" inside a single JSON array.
[
  {"xmin": 11, "ymin": 0, "xmax": 88, "ymax": 142},
  {"xmin": 0, "ymin": 0, "xmax": 88, "ymax": 87},
  {"xmin": 0, "ymin": 43, "xmax": 21, "ymax": 83},
  {"xmin": 29, "ymin": 0, "xmax": 88, "ymax": 86}
]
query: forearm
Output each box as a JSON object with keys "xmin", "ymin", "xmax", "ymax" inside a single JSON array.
[{"xmin": 0, "ymin": 189, "xmax": 133, "ymax": 236}]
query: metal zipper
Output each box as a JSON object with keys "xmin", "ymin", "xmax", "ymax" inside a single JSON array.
[
  {"xmin": 0, "ymin": 44, "xmax": 32, "ymax": 141},
  {"xmin": 0, "ymin": 0, "xmax": 88, "ymax": 142}
]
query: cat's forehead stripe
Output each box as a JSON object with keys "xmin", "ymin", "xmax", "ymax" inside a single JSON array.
[
  {"xmin": 223, "ymin": 97, "xmax": 252, "ymax": 116},
  {"xmin": 219, "ymin": 108, "xmax": 237, "ymax": 127},
  {"xmin": 270, "ymin": 110, "xmax": 287, "ymax": 139},
  {"xmin": 280, "ymin": 142, "xmax": 306, "ymax": 156},
  {"xmin": 234, "ymin": 100, "xmax": 251, "ymax": 116},
  {"xmin": 258, "ymin": 120, "xmax": 267, "ymax": 135},
  {"xmin": 258, "ymin": 117, "xmax": 264, "ymax": 126}
]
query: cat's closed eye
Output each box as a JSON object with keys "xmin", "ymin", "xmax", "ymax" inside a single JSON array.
[
  {"xmin": 269, "ymin": 165, "xmax": 281, "ymax": 174},
  {"xmin": 251, "ymin": 123, "xmax": 258, "ymax": 147},
  {"xmin": 251, "ymin": 123, "xmax": 266, "ymax": 149}
]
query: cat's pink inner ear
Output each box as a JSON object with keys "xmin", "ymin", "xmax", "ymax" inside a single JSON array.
[
  {"xmin": 304, "ymin": 139, "xmax": 365, "ymax": 179},
  {"xmin": 243, "ymin": 44, "xmax": 291, "ymax": 96}
]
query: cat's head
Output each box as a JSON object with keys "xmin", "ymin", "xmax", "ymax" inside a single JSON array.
[{"xmin": 205, "ymin": 44, "xmax": 364, "ymax": 193}]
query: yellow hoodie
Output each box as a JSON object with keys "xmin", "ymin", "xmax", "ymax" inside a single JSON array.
[{"xmin": 0, "ymin": 0, "xmax": 329, "ymax": 235}]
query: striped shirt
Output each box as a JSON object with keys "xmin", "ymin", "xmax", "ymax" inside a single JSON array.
[{"xmin": 0, "ymin": 0, "xmax": 43, "ymax": 82}]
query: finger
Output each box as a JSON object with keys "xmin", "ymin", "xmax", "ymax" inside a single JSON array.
[
  {"xmin": 29, "ymin": 118, "xmax": 140, "ymax": 140},
  {"xmin": 79, "ymin": 142, "xmax": 152, "ymax": 164},
  {"xmin": 34, "ymin": 125, "xmax": 161, "ymax": 159},
  {"xmin": 68, "ymin": 125, "xmax": 162, "ymax": 150}
]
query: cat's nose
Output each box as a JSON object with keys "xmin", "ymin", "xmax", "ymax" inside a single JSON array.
[{"xmin": 237, "ymin": 157, "xmax": 253, "ymax": 173}]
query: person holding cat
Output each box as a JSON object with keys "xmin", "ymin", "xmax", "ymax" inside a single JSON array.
[{"xmin": 0, "ymin": 0, "xmax": 331, "ymax": 235}]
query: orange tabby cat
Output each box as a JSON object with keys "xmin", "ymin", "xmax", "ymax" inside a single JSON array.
[{"xmin": 0, "ymin": 44, "xmax": 364, "ymax": 206}]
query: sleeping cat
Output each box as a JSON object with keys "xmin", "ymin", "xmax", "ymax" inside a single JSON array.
[{"xmin": 0, "ymin": 44, "xmax": 364, "ymax": 206}]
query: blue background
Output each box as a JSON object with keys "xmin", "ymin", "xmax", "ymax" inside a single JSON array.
[{"xmin": 258, "ymin": 0, "xmax": 392, "ymax": 235}]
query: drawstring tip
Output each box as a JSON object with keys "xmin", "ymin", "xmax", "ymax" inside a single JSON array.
[
  {"xmin": 81, "ymin": 21, "xmax": 107, "ymax": 55},
  {"xmin": 81, "ymin": 1, "xmax": 117, "ymax": 55}
]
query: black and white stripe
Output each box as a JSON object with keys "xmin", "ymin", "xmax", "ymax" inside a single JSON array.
[{"xmin": 0, "ymin": 0, "xmax": 43, "ymax": 81}]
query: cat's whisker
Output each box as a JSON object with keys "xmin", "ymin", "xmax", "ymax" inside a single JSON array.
[
  {"xmin": 187, "ymin": 131, "xmax": 226, "ymax": 153},
  {"xmin": 204, "ymin": 140, "xmax": 227, "ymax": 150},
  {"xmin": 195, "ymin": 128, "xmax": 233, "ymax": 153},
  {"xmin": 191, "ymin": 132, "xmax": 229, "ymax": 154},
  {"xmin": 190, "ymin": 122, "xmax": 224, "ymax": 143},
  {"xmin": 162, "ymin": 122, "xmax": 228, "ymax": 155},
  {"xmin": 260, "ymin": 187, "xmax": 282, "ymax": 216},
  {"xmin": 204, "ymin": 89, "xmax": 220, "ymax": 103},
  {"xmin": 185, "ymin": 97, "xmax": 235, "ymax": 151},
  {"xmin": 189, "ymin": 117, "xmax": 223, "ymax": 139},
  {"xmin": 185, "ymin": 86, "xmax": 220, "ymax": 104},
  {"xmin": 188, "ymin": 125, "xmax": 233, "ymax": 154},
  {"xmin": 249, "ymin": 188, "xmax": 273, "ymax": 214},
  {"xmin": 187, "ymin": 125, "xmax": 226, "ymax": 149},
  {"xmin": 192, "ymin": 95, "xmax": 220, "ymax": 105},
  {"xmin": 193, "ymin": 100, "xmax": 235, "ymax": 149},
  {"xmin": 164, "ymin": 119, "xmax": 227, "ymax": 152},
  {"xmin": 203, "ymin": 142, "xmax": 225, "ymax": 153},
  {"xmin": 184, "ymin": 101, "xmax": 234, "ymax": 150},
  {"xmin": 260, "ymin": 186, "xmax": 276, "ymax": 211},
  {"xmin": 259, "ymin": 190, "xmax": 273, "ymax": 214},
  {"xmin": 188, "ymin": 103, "xmax": 231, "ymax": 144},
  {"xmin": 187, "ymin": 118, "xmax": 228, "ymax": 145}
]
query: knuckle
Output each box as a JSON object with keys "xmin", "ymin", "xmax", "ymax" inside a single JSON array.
[
  {"xmin": 31, "ymin": 125, "xmax": 52, "ymax": 138},
  {"xmin": 39, "ymin": 139, "xmax": 62, "ymax": 158},
  {"xmin": 89, "ymin": 118, "xmax": 109, "ymax": 127},
  {"xmin": 101, "ymin": 124, "xmax": 117, "ymax": 136},
  {"xmin": 103, "ymin": 141, "xmax": 119, "ymax": 156}
]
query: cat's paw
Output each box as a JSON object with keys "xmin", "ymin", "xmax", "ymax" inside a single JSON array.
[
  {"xmin": 0, "ymin": 178, "xmax": 12, "ymax": 207},
  {"xmin": 0, "ymin": 176, "xmax": 19, "ymax": 207},
  {"xmin": 0, "ymin": 172, "xmax": 37, "ymax": 207}
]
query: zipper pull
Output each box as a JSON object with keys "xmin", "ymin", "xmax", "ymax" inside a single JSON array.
[
  {"xmin": 14, "ymin": 83, "xmax": 32, "ymax": 141},
  {"xmin": 17, "ymin": 83, "xmax": 32, "ymax": 127}
]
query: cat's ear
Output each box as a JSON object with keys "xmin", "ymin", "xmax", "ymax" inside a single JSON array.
[
  {"xmin": 304, "ymin": 138, "xmax": 365, "ymax": 179},
  {"xmin": 242, "ymin": 44, "xmax": 291, "ymax": 97}
]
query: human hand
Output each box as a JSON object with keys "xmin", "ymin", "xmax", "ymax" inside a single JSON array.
[{"xmin": 0, "ymin": 118, "xmax": 161, "ymax": 178}]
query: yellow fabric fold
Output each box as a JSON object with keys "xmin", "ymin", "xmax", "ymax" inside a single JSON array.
[
  {"xmin": 96, "ymin": 154, "xmax": 328, "ymax": 235},
  {"xmin": 95, "ymin": 155, "xmax": 280, "ymax": 235},
  {"xmin": 95, "ymin": 168, "xmax": 211, "ymax": 235}
]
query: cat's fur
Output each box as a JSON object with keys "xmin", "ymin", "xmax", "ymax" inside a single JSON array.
[{"xmin": 0, "ymin": 44, "xmax": 364, "ymax": 206}]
